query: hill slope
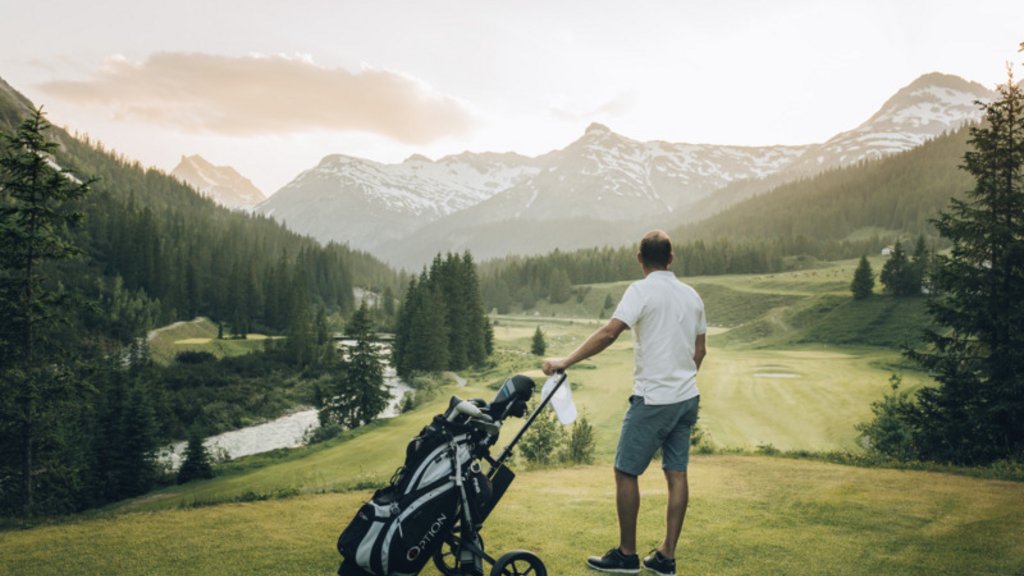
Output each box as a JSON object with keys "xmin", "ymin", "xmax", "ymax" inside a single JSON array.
[
  {"xmin": 0, "ymin": 77, "xmax": 400, "ymax": 331},
  {"xmin": 674, "ymin": 125, "xmax": 974, "ymax": 244},
  {"xmin": 3, "ymin": 458, "xmax": 1022, "ymax": 575}
]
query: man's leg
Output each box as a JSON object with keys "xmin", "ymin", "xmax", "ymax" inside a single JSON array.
[
  {"xmin": 615, "ymin": 468, "xmax": 641, "ymax": 555},
  {"xmin": 660, "ymin": 469, "xmax": 688, "ymax": 558}
]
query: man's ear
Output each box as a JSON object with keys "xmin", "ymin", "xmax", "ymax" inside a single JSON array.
[{"xmin": 667, "ymin": 253, "xmax": 674, "ymax": 267}]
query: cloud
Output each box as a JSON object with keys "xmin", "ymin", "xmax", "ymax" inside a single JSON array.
[{"xmin": 39, "ymin": 52, "xmax": 474, "ymax": 143}]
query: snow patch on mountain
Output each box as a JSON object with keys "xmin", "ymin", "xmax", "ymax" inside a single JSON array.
[{"xmin": 261, "ymin": 72, "xmax": 998, "ymax": 264}]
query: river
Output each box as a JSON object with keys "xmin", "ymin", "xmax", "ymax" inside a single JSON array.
[{"xmin": 160, "ymin": 365, "xmax": 412, "ymax": 470}]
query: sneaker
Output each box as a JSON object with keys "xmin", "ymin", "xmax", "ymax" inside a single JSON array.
[
  {"xmin": 586, "ymin": 547, "xmax": 640, "ymax": 574},
  {"xmin": 642, "ymin": 550, "xmax": 676, "ymax": 576}
]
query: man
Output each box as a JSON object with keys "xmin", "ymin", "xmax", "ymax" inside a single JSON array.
[{"xmin": 542, "ymin": 229, "xmax": 706, "ymax": 576}]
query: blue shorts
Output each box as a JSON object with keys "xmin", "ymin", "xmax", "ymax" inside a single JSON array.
[{"xmin": 614, "ymin": 395, "xmax": 700, "ymax": 476}]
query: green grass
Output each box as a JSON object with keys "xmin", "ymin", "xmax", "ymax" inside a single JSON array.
[
  {"xmin": 3, "ymin": 458, "xmax": 1022, "ymax": 576},
  {"xmin": 6, "ymin": 261, "xmax": 1018, "ymax": 575},
  {"xmin": 147, "ymin": 317, "xmax": 276, "ymax": 364}
]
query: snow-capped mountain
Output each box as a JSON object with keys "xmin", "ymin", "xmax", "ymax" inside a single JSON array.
[
  {"xmin": 260, "ymin": 72, "xmax": 997, "ymax": 268},
  {"xmin": 171, "ymin": 155, "xmax": 266, "ymax": 210},
  {"xmin": 490, "ymin": 122, "xmax": 808, "ymax": 221},
  {"xmin": 257, "ymin": 152, "xmax": 541, "ymax": 250},
  {"xmin": 781, "ymin": 73, "xmax": 994, "ymax": 177}
]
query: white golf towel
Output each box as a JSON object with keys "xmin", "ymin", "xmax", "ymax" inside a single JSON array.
[{"xmin": 541, "ymin": 374, "xmax": 577, "ymax": 424}]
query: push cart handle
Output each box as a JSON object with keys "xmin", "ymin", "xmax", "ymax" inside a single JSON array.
[{"xmin": 491, "ymin": 371, "xmax": 568, "ymax": 471}]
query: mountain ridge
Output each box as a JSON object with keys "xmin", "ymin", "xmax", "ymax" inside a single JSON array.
[
  {"xmin": 258, "ymin": 72, "xmax": 995, "ymax": 268},
  {"xmin": 171, "ymin": 155, "xmax": 266, "ymax": 210}
]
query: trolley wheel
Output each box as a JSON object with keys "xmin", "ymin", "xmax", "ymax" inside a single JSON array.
[
  {"xmin": 433, "ymin": 531, "xmax": 484, "ymax": 575},
  {"xmin": 489, "ymin": 550, "xmax": 546, "ymax": 576}
]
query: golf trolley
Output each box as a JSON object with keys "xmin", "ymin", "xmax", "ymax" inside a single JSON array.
[{"xmin": 336, "ymin": 372, "xmax": 569, "ymax": 576}]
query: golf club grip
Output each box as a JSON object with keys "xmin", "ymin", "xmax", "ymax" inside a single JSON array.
[{"xmin": 491, "ymin": 371, "xmax": 567, "ymax": 469}]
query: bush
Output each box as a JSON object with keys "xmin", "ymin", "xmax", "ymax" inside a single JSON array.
[
  {"xmin": 559, "ymin": 413, "xmax": 596, "ymax": 464},
  {"xmin": 175, "ymin": 350, "xmax": 217, "ymax": 364},
  {"xmin": 856, "ymin": 374, "xmax": 918, "ymax": 461},
  {"xmin": 518, "ymin": 404, "xmax": 564, "ymax": 465}
]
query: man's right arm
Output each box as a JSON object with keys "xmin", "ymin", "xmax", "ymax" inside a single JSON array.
[{"xmin": 542, "ymin": 318, "xmax": 628, "ymax": 375}]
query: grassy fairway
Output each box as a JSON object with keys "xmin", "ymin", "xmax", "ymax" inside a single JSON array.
[
  {"xmin": 147, "ymin": 317, "xmax": 275, "ymax": 364},
  {"xmin": 3, "ymin": 458, "xmax": 1023, "ymax": 576},
  {"xmin": 100, "ymin": 276, "xmax": 931, "ymax": 513}
]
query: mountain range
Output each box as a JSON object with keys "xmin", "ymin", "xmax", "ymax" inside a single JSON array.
[{"xmin": 245, "ymin": 72, "xmax": 994, "ymax": 269}]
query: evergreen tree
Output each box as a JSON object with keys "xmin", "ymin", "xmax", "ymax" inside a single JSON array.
[
  {"xmin": 851, "ymin": 255, "xmax": 875, "ymax": 299},
  {"xmin": 880, "ymin": 241, "xmax": 918, "ymax": 296},
  {"xmin": 0, "ymin": 108, "xmax": 91, "ymax": 515},
  {"xmin": 906, "ymin": 64, "xmax": 1024, "ymax": 464},
  {"xmin": 392, "ymin": 253, "xmax": 490, "ymax": 376},
  {"xmin": 459, "ymin": 252, "xmax": 491, "ymax": 367},
  {"xmin": 408, "ymin": 279, "xmax": 450, "ymax": 372},
  {"xmin": 560, "ymin": 413, "xmax": 596, "ymax": 465},
  {"xmin": 910, "ymin": 234, "xmax": 930, "ymax": 292},
  {"xmin": 345, "ymin": 302, "xmax": 388, "ymax": 427},
  {"xmin": 531, "ymin": 326, "xmax": 547, "ymax": 356},
  {"xmin": 284, "ymin": 270, "xmax": 316, "ymax": 366},
  {"xmin": 177, "ymin": 427, "xmax": 214, "ymax": 484},
  {"xmin": 518, "ymin": 404, "xmax": 564, "ymax": 465},
  {"xmin": 548, "ymin": 268, "xmax": 572, "ymax": 304}
]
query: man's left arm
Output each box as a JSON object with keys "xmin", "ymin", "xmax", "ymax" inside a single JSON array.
[{"xmin": 694, "ymin": 333, "xmax": 706, "ymax": 371}]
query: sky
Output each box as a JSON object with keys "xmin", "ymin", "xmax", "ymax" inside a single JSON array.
[{"xmin": 1, "ymin": 0, "xmax": 1023, "ymax": 195}]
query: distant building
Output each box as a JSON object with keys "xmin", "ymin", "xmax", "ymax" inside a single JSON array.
[{"xmin": 881, "ymin": 245, "xmax": 895, "ymax": 256}]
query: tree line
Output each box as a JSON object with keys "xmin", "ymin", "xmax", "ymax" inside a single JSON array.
[
  {"xmin": 393, "ymin": 253, "xmax": 493, "ymax": 377},
  {"xmin": 477, "ymin": 237, "xmax": 871, "ymax": 313}
]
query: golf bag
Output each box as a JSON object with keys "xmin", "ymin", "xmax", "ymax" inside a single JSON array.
[{"xmin": 337, "ymin": 374, "xmax": 537, "ymax": 576}]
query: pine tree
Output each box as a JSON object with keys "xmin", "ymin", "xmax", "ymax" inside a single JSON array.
[
  {"xmin": 284, "ymin": 269, "xmax": 316, "ymax": 366},
  {"xmin": 560, "ymin": 413, "xmax": 596, "ymax": 464},
  {"xmin": 0, "ymin": 108, "xmax": 91, "ymax": 515},
  {"xmin": 906, "ymin": 64, "xmax": 1024, "ymax": 464},
  {"xmin": 177, "ymin": 427, "xmax": 214, "ymax": 484},
  {"xmin": 518, "ymin": 405, "xmax": 564, "ymax": 465},
  {"xmin": 344, "ymin": 302, "xmax": 388, "ymax": 427},
  {"xmin": 910, "ymin": 235, "xmax": 930, "ymax": 292},
  {"xmin": 548, "ymin": 269, "xmax": 572, "ymax": 304},
  {"xmin": 880, "ymin": 241, "xmax": 918, "ymax": 296},
  {"xmin": 851, "ymin": 255, "xmax": 875, "ymax": 299},
  {"xmin": 531, "ymin": 326, "xmax": 547, "ymax": 356},
  {"xmin": 459, "ymin": 252, "xmax": 490, "ymax": 367}
]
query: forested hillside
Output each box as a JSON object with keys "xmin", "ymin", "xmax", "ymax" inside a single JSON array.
[
  {"xmin": 0, "ymin": 78, "xmax": 401, "ymax": 337},
  {"xmin": 0, "ymin": 81, "xmax": 402, "ymax": 516},
  {"xmin": 674, "ymin": 126, "xmax": 973, "ymax": 245}
]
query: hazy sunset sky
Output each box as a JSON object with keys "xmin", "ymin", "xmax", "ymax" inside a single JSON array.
[{"xmin": 2, "ymin": 0, "xmax": 1022, "ymax": 194}]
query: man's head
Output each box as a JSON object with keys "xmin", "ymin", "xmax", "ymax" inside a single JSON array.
[{"xmin": 638, "ymin": 229, "xmax": 673, "ymax": 271}]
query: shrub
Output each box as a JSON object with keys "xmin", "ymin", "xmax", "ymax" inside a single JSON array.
[
  {"xmin": 856, "ymin": 374, "xmax": 918, "ymax": 461},
  {"xmin": 559, "ymin": 413, "xmax": 596, "ymax": 464}
]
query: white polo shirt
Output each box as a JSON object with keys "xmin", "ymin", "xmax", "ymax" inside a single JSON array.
[{"xmin": 612, "ymin": 271, "xmax": 706, "ymax": 405}]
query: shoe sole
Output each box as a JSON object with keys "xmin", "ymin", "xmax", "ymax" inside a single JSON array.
[
  {"xmin": 643, "ymin": 565, "xmax": 675, "ymax": 576},
  {"xmin": 586, "ymin": 562, "xmax": 640, "ymax": 574}
]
